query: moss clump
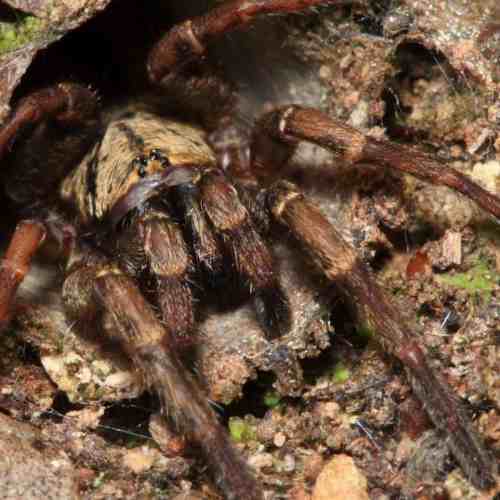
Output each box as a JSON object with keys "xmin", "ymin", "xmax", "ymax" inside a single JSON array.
[
  {"xmin": 263, "ymin": 390, "xmax": 281, "ymax": 409},
  {"xmin": 356, "ymin": 323, "xmax": 375, "ymax": 342},
  {"xmin": 437, "ymin": 261, "xmax": 499, "ymax": 301},
  {"xmin": 0, "ymin": 14, "xmax": 44, "ymax": 55},
  {"xmin": 329, "ymin": 361, "xmax": 351, "ymax": 384},
  {"xmin": 228, "ymin": 417, "xmax": 257, "ymax": 443}
]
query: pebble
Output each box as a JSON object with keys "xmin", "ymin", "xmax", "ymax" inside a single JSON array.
[
  {"xmin": 471, "ymin": 160, "xmax": 500, "ymax": 193},
  {"xmin": 122, "ymin": 445, "xmax": 161, "ymax": 473},
  {"xmin": 248, "ymin": 452, "xmax": 274, "ymax": 471},
  {"xmin": 312, "ymin": 454, "xmax": 369, "ymax": 500},
  {"xmin": 282, "ymin": 454, "xmax": 296, "ymax": 472},
  {"xmin": 274, "ymin": 431, "xmax": 287, "ymax": 447}
]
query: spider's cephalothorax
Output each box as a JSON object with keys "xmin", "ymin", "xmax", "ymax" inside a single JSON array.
[
  {"xmin": 60, "ymin": 111, "xmax": 217, "ymax": 224},
  {"xmin": 0, "ymin": 1, "xmax": 499, "ymax": 499},
  {"xmin": 60, "ymin": 107, "xmax": 290, "ymax": 349}
]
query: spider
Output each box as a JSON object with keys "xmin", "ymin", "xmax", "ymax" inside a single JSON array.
[{"xmin": 0, "ymin": 1, "xmax": 498, "ymax": 498}]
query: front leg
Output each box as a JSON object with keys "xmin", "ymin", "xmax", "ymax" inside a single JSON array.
[
  {"xmin": 253, "ymin": 106, "xmax": 500, "ymax": 219},
  {"xmin": 264, "ymin": 180, "xmax": 496, "ymax": 490},
  {"xmin": 147, "ymin": 0, "xmax": 340, "ymax": 85},
  {"xmin": 145, "ymin": 1, "xmax": 342, "ymax": 132},
  {"xmin": 0, "ymin": 83, "xmax": 98, "ymax": 160},
  {"xmin": 0, "ymin": 220, "xmax": 46, "ymax": 332},
  {"xmin": 62, "ymin": 242, "xmax": 263, "ymax": 500}
]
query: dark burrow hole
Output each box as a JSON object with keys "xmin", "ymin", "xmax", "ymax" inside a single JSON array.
[
  {"xmin": 300, "ymin": 297, "xmax": 372, "ymax": 384},
  {"xmin": 222, "ymin": 332, "xmax": 368, "ymax": 423},
  {"xmin": 300, "ymin": 342, "xmax": 355, "ymax": 386},
  {"xmin": 381, "ymin": 41, "xmax": 467, "ymax": 142},
  {"xmin": 10, "ymin": 0, "xmax": 261, "ymax": 110},
  {"xmin": 10, "ymin": 335, "xmax": 41, "ymax": 365},
  {"xmin": 48, "ymin": 390, "xmax": 156, "ymax": 446},
  {"xmin": 48, "ymin": 390, "xmax": 76, "ymax": 419},
  {"xmin": 224, "ymin": 371, "xmax": 282, "ymax": 420},
  {"xmin": 379, "ymin": 218, "xmax": 439, "ymax": 253},
  {"xmin": 96, "ymin": 393, "xmax": 156, "ymax": 445},
  {"xmin": 12, "ymin": 0, "xmax": 179, "ymax": 105}
]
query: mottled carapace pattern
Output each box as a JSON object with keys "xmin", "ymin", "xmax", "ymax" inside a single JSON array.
[{"xmin": 61, "ymin": 111, "xmax": 216, "ymax": 224}]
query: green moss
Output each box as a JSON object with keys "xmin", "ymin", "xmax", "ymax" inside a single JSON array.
[
  {"xmin": 228, "ymin": 417, "xmax": 257, "ymax": 443},
  {"xmin": 0, "ymin": 14, "xmax": 44, "ymax": 55},
  {"xmin": 263, "ymin": 390, "xmax": 281, "ymax": 409},
  {"xmin": 436, "ymin": 261, "xmax": 499, "ymax": 301},
  {"xmin": 329, "ymin": 361, "xmax": 351, "ymax": 384},
  {"xmin": 92, "ymin": 472, "xmax": 109, "ymax": 489},
  {"xmin": 356, "ymin": 323, "xmax": 375, "ymax": 341}
]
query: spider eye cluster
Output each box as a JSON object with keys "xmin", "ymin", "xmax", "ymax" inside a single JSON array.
[
  {"xmin": 149, "ymin": 148, "xmax": 170, "ymax": 166},
  {"xmin": 132, "ymin": 156, "xmax": 148, "ymax": 177},
  {"xmin": 132, "ymin": 149, "xmax": 171, "ymax": 178}
]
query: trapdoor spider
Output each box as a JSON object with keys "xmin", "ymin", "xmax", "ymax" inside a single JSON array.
[{"xmin": 0, "ymin": 1, "xmax": 499, "ymax": 499}]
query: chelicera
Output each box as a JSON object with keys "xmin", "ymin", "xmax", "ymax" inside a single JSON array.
[{"xmin": 0, "ymin": 1, "xmax": 498, "ymax": 498}]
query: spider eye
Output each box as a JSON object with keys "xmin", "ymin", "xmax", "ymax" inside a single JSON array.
[
  {"xmin": 150, "ymin": 148, "xmax": 171, "ymax": 168},
  {"xmin": 132, "ymin": 156, "xmax": 148, "ymax": 177},
  {"xmin": 149, "ymin": 148, "xmax": 162, "ymax": 160}
]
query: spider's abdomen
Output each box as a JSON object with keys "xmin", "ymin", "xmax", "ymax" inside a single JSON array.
[{"xmin": 60, "ymin": 111, "xmax": 216, "ymax": 224}]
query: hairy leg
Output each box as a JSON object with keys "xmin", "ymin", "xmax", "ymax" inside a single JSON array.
[
  {"xmin": 0, "ymin": 83, "xmax": 98, "ymax": 160},
  {"xmin": 106, "ymin": 207, "xmax": 196, "ymax": 352},
  {"xmin": 63, "ymin": 242, "xmax": 263, "ymax": 500},
  {"xmin": 139, "ymin": 210, "xmax": 196, "ymax": 350},
  {"xmin": 253, "ymin": 105, "xmax": 500, "ymax": 219},
  {"xmin": 199, "ymin": 169, "xmax": 290, "ymax": 338},
  {"xmin": 265, "ymin": 180, "xmax": 496, "ymax": 490},
  {"xmin": 172, "ymin": 182, "xmax": 225, "ymax": 281},
  {"xmin": 147, "ymin": 0, "xmax": 342, "ymax": 85},
  {"xmin": 0, "ymin": 220, "xmax": 46, "ymax": 332}
]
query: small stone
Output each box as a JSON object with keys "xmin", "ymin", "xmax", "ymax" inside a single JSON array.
[
  {"xmin": 471, "ymin": 160, "xmax": 500, "ymax": 193},
  {"xmin": 315, "ymin": 401, "xmax": 340, "ymax": 421},
  {"xmin": 449, "ymin": 145, "xmax": 463, "ymax": 158},
  {"xmin": 274, "ymin": 431, "xmax": 286, "ymax": 447},
  {"xmin": 122, "ymin": 445, "xmax": 160, "ymax": 474},
  {"xmin": 105, "ymin": 370, "xmax": 137, "ymax": 389},
  {"xmin": 247, "ymin": 452, "xmax": 273, "ymax": 471},
  {"xmin": 282, "ymin": 454, "xmax": 296, "ymax": 472},
  {"xmin": 319, "ymin": 65, "xmax": 332, "ymax": 80},
  {"xmin": 312, "ymin": 455, "xmax": 369, "ymax": 500},
  {"xmin": 65, "ymin": 406, "xmax": 104, "ymax": 430}
]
